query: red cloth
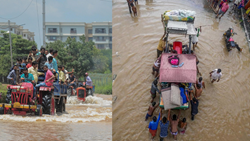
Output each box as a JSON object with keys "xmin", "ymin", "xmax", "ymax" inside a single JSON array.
[
  {"xmin": 149, "ymin": 129, "xmax": 157, "ymax": 137},
  {"xmin": 26, "ymin": 63, "xmax": 32, "ymax": 68},
  {"xmin": 45, "ymin": 70, "xmax": 54, "ymax": 86}
]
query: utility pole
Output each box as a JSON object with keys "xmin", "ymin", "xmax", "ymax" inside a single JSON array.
[
  {"xmin": 8, "ymin": 20, "xmax": 13, "ymax": 66},
  {"xmin": 43, "ymin": 0, "xmax": 45, "ymax": 48}
]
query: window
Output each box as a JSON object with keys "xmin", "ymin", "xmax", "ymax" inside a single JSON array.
[
  {"xmin": 88, "ymin": 37, "xmax": 93, "ymax": 41},
  {"xmin": 88, "ymin": 29, "xmax": 92, "ymax": 34},
  {"xmin": 23, "ymin": 34, "xmax": 26, "ymax": 37},
  {"xmin": 48, "ymin": 36, "xmax": 56, "ymax": 41},
  {"xmin": 48, "ymin": 28, "xmax": 57, "ymax": 33},
  {"xmin": 109, "ymin": 28, "xmax": 112, "ymax": 34},
  {"xmin": 97, "ymin": 44, "xmax": 105, "ymax": 49},
  {"xmin": 96, "ymin": 36, "xmax": 105, "ymax": 41},
  {"xmin": 109, "ymin": 44, "xmax": 112, "ymax": 49},
  {"xmin": 109, "ymin": 37, "xmax": 112, "ymax": 41},
  {"xmin": 10, "ymin": 28, "xmax": 12, "ymax": 31},
  {"xmin": 71, "ymin": 36, "xmax": 77, "ymax": 39},
  {"xmin": 70, "ymin": 28, "xmax": 77, "ymax": 34},
  {"xmin": 95, "ymin": 28, "xmax": 106, "ymax": 33}
]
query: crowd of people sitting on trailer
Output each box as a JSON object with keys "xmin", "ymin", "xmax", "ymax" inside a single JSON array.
[
  {"xmin": 145, "ymin": 33, "xmax": 222, "ymax": 140},
  {"xmin": 6, "ymin": 45, "xmax": 92, "ymax": 103}
]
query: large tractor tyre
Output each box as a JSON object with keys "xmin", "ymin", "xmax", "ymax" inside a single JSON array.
[
  {"xmin": 5, "ymin": 89, "xmax": 12, "ymax": 104},
  {"xmin": 0, "ymin": 107, "xmax": 4, "ymax": 114},
  {"xmin": 62, "ymin": 97, "xmax": 66, "ymax": 112},
  {"xmin": 56, "ymin": 97, "xmax": 63, "ymax": 113},
  {"xmin": 87, "ymin": 89, "xmax": 93, "ymax": 96},
  {"xmin": 42, "ymin": 93, "xmax": 55, "ymax": 115},
  {"xmin": 35, "ymin": 105, "xmax": 43, "ymax": 116}
]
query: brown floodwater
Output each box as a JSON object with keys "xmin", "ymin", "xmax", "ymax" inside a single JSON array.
[
  {"xmin": 112, "ymin": 0, "xmax": 250, "ymax": 140},
  {"xmin": 0, "ymin": 94, "xmax": 112, "ymax": 140}
]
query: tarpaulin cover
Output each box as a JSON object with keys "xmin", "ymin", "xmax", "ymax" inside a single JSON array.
[{"xmin": 159, "ymin": 53, "xmax": 197, "ymax": 83}]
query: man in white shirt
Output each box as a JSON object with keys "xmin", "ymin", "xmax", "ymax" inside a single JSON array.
[
  {"xmin": 209, "ymin": 69, "xmax": 222, "ymax": 83},
  {"xmin": 46, "ymin": 48, "xmax": 53, "ymax": 62}
]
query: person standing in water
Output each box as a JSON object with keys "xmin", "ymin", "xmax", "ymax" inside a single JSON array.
[
  {"xmin": 159, "ymin": 108, "xmax": 170, "ymax": 141},
  {"xmin": 148, "ymin": 112, "xmax": 160, "ymax": 140},
  {"xmin": 209, "ymin": 68, "xmax": 222, "ymax": 83},
  {"xmin": 196, "ymin": 77, "xmax": 205, "ymax": 89},
  {"xmin": 157, "ymin": 33, "xmax": 166, "ymax": 58},
  {"xmin": 145, "ymin": 102, "xmax": 159, "ymax": 121},
  {"xmin": 178, "ymin": 118, "xmax": 187, "ymax": 134},
  {"xmin": 191, "ymin": 97, "xmax": 199, "ymax": 121},
  {"xmin": 150, "ymin": 77, "xmax": 160, "ymax": 103},
  {"xmin": 170, "ymin": 110, "xmax": 181, "ymax": 140},
  {"xmin": 192, "ymin": 26, "xmax": 201, "ymax": 51},
  {"xmin": 194, "ymin": 84, "xmax": 203, "ymax": 99}
]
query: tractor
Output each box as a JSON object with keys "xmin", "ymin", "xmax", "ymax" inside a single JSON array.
[
  {"xmin": 0, "ymin": 72, "xmax": 68, "ymax": 116},
  {"xmin": 67, "ymin": 80, "xmax": 95, "ymax": 102}
]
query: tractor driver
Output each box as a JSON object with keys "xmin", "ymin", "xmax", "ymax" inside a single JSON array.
[
  {"xmin": 85, "ymin": 73, "xmax": 92, "ymax": 86},
  {"xmin": 20, "ymin": 68, "xmax": 36, "ymax": 98}
]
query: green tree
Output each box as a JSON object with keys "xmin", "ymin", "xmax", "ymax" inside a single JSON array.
[
  {"xmin": 46, "ymin": 35, "xmax": 95, "ymax": 78},
  {"xmin": 0, "ymin": 31, "xmax": 36, "ymax": 76}
]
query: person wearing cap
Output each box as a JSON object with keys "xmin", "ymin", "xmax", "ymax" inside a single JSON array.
[
  {"xmin": 209, "ymin": 68, "xmax": 222, "ymax": 83},
  {"xmin": 27, "ymin": 45, "xmax": 37, "ymax": 62},
  {"xmin": 85, "ymin": 73, "xmax": 92, "ymax": 86},
  {"xmin": 7, "ymin": 65, "xmax": 18, "ymax": 85},
  {"xmin": 20, "ymin": 68, "xmax": 36, "ymax": 98},
  {"xmin": 36, "ymin": 47, "xmax": 47, "ymax": 71},
  {"xmin": 28, "ymin": 61, "xmax": 44, "ymax": 84}
]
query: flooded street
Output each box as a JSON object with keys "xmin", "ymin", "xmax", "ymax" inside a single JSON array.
[
  {"xmin": 0, "ymin": 94, "xmax": 112, "ymax": 140},
  {"xmin": 112, "ymin": 0, "xmax": 250, "ymax": 141}
]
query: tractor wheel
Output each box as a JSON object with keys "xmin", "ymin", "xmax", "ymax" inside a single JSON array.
[
  {"xmin": 5, "ymin": 89, "xmax": 12, "ymax": 104},
  {"xmin": 88, "ymin": 89, "xmax": 93, "ymax": 96},
  {"xmin": 35, "ymin": 105, "xmax": 43, "ymax": 116},
  {"xmin": 56, "ymin": 97, "xmax": 63, "ymax": 113},
  {"xmin": 42, "ymin": 92, "xmax": 55, "ymax": 115},
  {"xmin": 0, "ymin": 107, "xmax": 4, "ymax": 114},
  {"xmin": 62, "ymin": 97, "xmax": 66, "ymax": 112}
]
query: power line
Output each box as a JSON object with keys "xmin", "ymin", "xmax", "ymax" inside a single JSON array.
[
  {"xmin": 0, "ymin": 0, "xmax": 35, "ymax": 20},
  {"xmin": 36, "ymin": 0, "xmax": 41, "ymax": 47}
]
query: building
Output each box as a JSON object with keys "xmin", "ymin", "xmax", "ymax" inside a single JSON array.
[
  {"xmin": 45, "ymin": 22, "xmax": 112, "ymax": 49},
  {"xmin": 0, "ymin": 22, "xmax": 35, "ymax": 41}
]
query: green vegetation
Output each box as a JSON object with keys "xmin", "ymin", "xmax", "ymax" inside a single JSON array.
[
  {"xmin": 0, "ymin": 83, "xmax": 7, "ymax": 103},
  {"xmin": 0, "ymin": 31, "xmax": 37, "ymax": 76}
]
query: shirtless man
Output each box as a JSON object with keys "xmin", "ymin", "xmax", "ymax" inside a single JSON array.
[
  {"xmin": 178, "ymin": 118, "xmax": 187, "ymax": 134},
  {"xmin": 194, "ymin": 84, "xmax": 202, "ymax": 99},
  {"xmin": 170, "ymin": 109, "xmax": 181, "ymax": 140},
  {"xmin": 145, "ymin": 102, "xmax": 159, "ymax": 121}
]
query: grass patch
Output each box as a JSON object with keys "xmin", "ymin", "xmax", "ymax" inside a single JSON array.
[
  {"xmin": 94, "ymin": 82, "xmax": 112, "ymax": 95},
  {"xmin": 0, "ymin": 83, "xmax": 8, "ymax": 103}
]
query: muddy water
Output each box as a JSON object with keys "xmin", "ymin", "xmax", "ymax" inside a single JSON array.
[
  {"xmin": 112, "ymin": 0, "xmax": 250, "ymax": 140},
  {"xmin": 0, "ymin": 94, "xmax": 112, "ymax": 140}
]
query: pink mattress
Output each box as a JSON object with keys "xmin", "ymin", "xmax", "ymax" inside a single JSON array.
[{"xmin": 159, "ymin": 53, "xmax": 197, "ymax": 83}]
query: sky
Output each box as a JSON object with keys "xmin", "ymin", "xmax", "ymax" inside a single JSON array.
[{"xmin": 0, "ymin": 0, "xmax": 112, "ymax": 47}]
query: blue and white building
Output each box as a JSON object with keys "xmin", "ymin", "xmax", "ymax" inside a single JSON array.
[{"xmin": 45, "ymin": 22, "xmax": 112, "ymax": 49}]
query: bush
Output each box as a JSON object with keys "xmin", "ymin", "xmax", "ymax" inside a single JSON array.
[
  {"xmin": 0, "ymin": 92, "xmax": 6, "ymax": 103},
  {"xmin": 94, "ymin": 82, "xmax": 112, "ymax": 95}
]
